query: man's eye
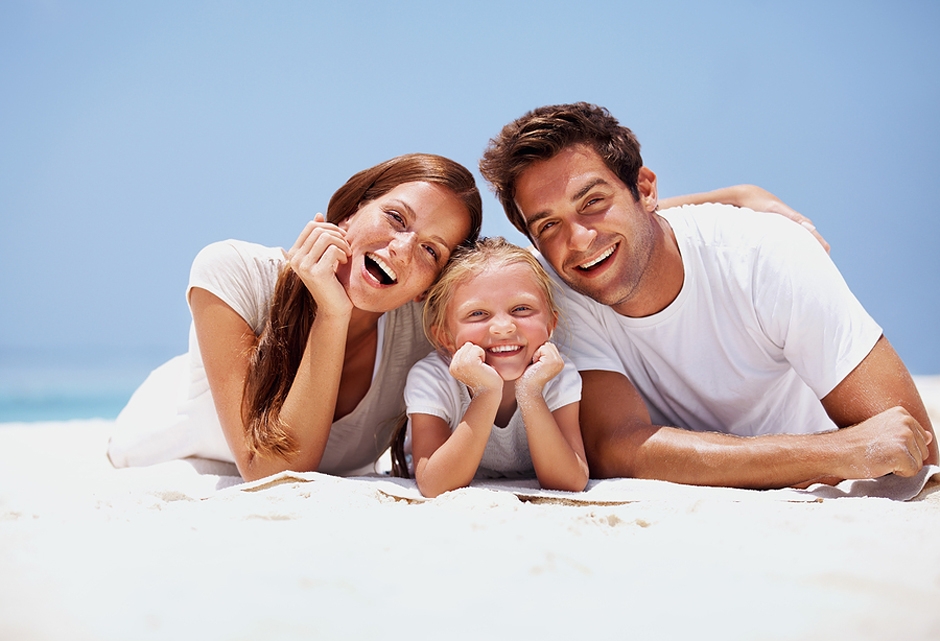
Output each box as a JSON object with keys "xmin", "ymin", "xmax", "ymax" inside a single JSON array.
[{"xmin": 537, "ymin": 221, "xmax": 556, "ymax": 237}]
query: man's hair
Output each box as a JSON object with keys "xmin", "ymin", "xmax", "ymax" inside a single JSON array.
[{"xmin": 479, "ymin": 102, "xmax": 644, "ymax": 239}]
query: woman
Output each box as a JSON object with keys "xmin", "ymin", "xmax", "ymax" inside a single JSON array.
[{"xmin": 109, "ymin": 154, "xmax": 482, "ymax": 481}]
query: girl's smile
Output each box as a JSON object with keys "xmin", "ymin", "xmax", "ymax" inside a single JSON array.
[{"xmin": 440, "ymin": 262, "xmax": 556, "ymax": 381}]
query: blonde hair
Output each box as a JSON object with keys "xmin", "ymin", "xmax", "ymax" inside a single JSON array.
[{"xmin": 422, "ymin": 236, "xmax": 559, "ymax": 354}]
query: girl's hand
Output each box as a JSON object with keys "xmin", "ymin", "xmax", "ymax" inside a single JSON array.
[
  {"xmin": 287, "ymin": 213, "xmax": 353, "ymax": 318},
  {"xmin": 516, "ymin": 342, "xmax": 564, "ymax": 399},
  {"xmin": 449, "ymin": 342, "xmax": 503, "ymax": 396}
]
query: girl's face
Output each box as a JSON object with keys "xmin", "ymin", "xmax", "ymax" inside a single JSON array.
[
  {"xmin": 439, "ymin": 262, "xmax": 557, "ymax": 381},
  {"xmin": 337, "ymin": 182, "xmax": 472, "ymax": 314}
]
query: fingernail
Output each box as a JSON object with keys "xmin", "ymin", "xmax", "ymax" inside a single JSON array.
[{"xmin": 801, "ymin": 221, "xmax": 816, "ymax": 232}]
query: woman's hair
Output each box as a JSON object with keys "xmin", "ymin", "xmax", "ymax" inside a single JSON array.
[
  {"xmin": 242, "ymin": 153, "xmax": 483, "ymax": 457},
  {"xmin": 479, "ymin": 102, "xmax": 643, "ymax": 240},
  {"xmin": 422, "ymin": 236, "xmax": 559, "ymax": 354}
]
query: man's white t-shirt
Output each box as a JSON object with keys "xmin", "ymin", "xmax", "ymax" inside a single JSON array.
[{"xmin": 546, "ymin": 204, "xmax": 883, "ymax": 437}]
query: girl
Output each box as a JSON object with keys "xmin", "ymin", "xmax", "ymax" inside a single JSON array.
[{"xmin": 404, "ymin": 237, "xmax": 589, "ymax": 497}]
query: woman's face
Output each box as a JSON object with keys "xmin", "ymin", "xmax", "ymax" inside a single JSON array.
[{"xmin": 336, "ymin": 181, "xmax": 472, "ymax": 314}]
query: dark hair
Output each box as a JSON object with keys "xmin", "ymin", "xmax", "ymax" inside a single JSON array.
[
  {"xmin": 479, "ymin": 102, "xmax": 643, "ymax": 239},
  {"xmin": 242, "ymin": 154, "xmax": 483, "ymax": 457}
]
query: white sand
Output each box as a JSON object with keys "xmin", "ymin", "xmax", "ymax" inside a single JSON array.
[{"xmin": 2, "ymin": 377, "xmax": 939, "ymax": 640}]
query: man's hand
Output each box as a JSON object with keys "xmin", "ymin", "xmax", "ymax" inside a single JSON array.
[{"xmin": 833, "ymin": 406, "xmax": 933, "ymax": 479}]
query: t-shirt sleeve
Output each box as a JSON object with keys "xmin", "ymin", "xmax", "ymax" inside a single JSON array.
[
  {"xmin": 187, "ymin": 240, "xmax": 284, "ymax": 334},
  {"xmin": 753, "ymin": 218, "xmax": 882, "ymax": 398},
  {"xmin": 404, "ymin": 354, "xmax": 459, "ymax": 427},
  {"xmin": 542, "ymin": 357, "xmax": 582, "ymax": 411}
]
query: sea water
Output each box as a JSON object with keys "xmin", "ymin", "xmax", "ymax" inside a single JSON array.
[{"xmin": 0, "ymin": 345, "xmax": 177, "ymax": 423}]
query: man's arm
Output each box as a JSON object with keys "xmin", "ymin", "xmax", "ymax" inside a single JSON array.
[
  {"xmin": 821, "ymin": 335, "xmax": 936, "ymax": 467},
  {"xmin": 580, "ymin": 360, "xmax": 934, "ymax": 489}
]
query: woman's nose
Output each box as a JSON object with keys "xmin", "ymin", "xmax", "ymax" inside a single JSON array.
[{"xmin": 390, "ymin": 232, "xmax": 417, "ymax": 259}]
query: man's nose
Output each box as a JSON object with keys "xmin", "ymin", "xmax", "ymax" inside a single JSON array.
[{"xmin": 568, "ymin": 220, "xmax": 597, "ymax": 251}]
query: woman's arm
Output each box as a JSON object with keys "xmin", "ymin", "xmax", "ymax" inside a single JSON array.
[
  {"xmin": 660, "ymin": 184, "xmax": 830, "ymax": 253},
  {"xmin": 192, "ymin": 216, "xmax": 355, "ymax": 481},
  {"xmin": 516, "ymin": 344, "xmax": 589, "ymax": 492},
  {"xmin": 191, "ymin": 288, "xmax": 352, "ymax": 481}
]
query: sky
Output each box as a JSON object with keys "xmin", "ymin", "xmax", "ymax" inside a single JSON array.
[{"xmin": 1, "ymin": 0, "xmax": 938, "ymax": 411}]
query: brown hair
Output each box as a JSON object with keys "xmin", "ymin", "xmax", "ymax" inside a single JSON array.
[
  {"xmin": 479, "ymin": 102, "xmax": 644, "ymax": 239},
  {"xmin": 242, "ymin": 153, "xmax": 483, "ymax": 457}
]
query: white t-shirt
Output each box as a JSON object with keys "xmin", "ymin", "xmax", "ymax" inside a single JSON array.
[
  {"xmin": 404, "ymin": 350, "xmax": 582, "ymax": 478},
  {"xmin": 108, "ymin": 239, "xmax": 433, "ymax": 476},
  {"xmin": 546, "ymin": 204, "xmax": 883, "ymax": 437}
]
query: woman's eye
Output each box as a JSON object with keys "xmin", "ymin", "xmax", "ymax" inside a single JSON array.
[
  {"xmin": 387, "ymin": 210, "xmax": 405, "ymax": 226},
  {"xmin": 423, "ymin": 244, "xmax": 438, "ymax": 260}
]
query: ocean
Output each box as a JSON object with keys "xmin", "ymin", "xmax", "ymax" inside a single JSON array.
[{"xmin": 0, "ymin": 346, "xmax": 177, "ymax": 423}]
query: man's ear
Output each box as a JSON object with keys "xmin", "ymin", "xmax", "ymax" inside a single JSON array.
[{"xmin": 637, "ymin": 167, "xmax": 659, "ymax": 213}]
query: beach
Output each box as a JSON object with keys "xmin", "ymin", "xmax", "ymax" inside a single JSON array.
[{"xmin": 1, "ymin": 377, "xmax": 939, "ymax": 640}]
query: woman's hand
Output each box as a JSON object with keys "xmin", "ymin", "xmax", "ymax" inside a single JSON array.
[
  {"xmin": 659, "ymin": 184, "xmax": 830, "ymax": 253},
  {"xmin": 728, "ymin": 185, "xmax": 830, "ymax": 253},
  {"xmin": 516, "ymin": 342, "xmax": 564, "ymax": 399},
  {"xmin": 287, "ymin": 213, "xmax": 353, "ymax": 318},
  {"xmin": 449, "ymin": 342, "xmax": 503, "ymax": 396}
]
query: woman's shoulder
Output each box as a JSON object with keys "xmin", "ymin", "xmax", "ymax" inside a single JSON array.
[
  {"xmin": 192, "ymin": 239, "xmax": 284, "ymax": 274},
  {"xmin": 188, "ymin": 240, "xmax": 286, "ymax": 333}
]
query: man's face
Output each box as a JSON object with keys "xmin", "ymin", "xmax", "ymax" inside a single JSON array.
[{"xmin": 513, "ymin": 145, "xmax": 658, "ymax": 314}]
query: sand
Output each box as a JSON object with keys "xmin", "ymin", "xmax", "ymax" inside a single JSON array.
[{"xmin": 1, "ymin": 377, "xmax": 939, "ymax": 640}]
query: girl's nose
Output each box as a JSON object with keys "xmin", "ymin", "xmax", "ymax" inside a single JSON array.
[{"xmin": 490, "ymin": 315, "xmax": 515, "ymax": 335}]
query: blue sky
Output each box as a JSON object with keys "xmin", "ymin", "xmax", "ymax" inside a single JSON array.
[{"xmin": 2, "ymin": 0, "xmax": 938, "ymax": 383}]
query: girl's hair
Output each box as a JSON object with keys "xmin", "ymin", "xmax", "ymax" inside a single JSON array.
[
  {"xmin": 242, "ymin": 153, "xmax": 483, "ymax": 457},
  {"xmin": 422, "ymin": 236, "xmax": 559, "ymax": 354}
]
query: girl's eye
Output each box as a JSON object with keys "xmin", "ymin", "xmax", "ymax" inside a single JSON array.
[
  {"xmin": 423, "ymin": 244, "xmax": 438, "ymax": 260},
  {"xmin": 387, "ymin": 210, "xmax": 405, "ymax": 226},
  {"xmin": 468, "ymin": 310, "xmax": 486, "ymax": 319},
  {"xmin": 512, "ymin": 306, "xmax": 531, "ymax": 314}
]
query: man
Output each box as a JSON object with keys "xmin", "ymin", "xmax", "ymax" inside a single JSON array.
[{"xmin": 479, "ymin": 102, "xmax": 935, "ymax": 489}]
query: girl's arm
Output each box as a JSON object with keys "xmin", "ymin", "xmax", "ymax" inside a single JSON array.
[
  {"xmin": 412, "ymin": 343, "xmax": 503, "ymax": 498},
  {"xmin": 516, "ymin": 343, "xmax": 589, "ymax": 492},
  {"xmin": 192, "ymin": 217, "xmax": 354, "ymax": 481},
  {"xmin": 660, "ymin": 184, "xmax": 829, "ymax": 253}
]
